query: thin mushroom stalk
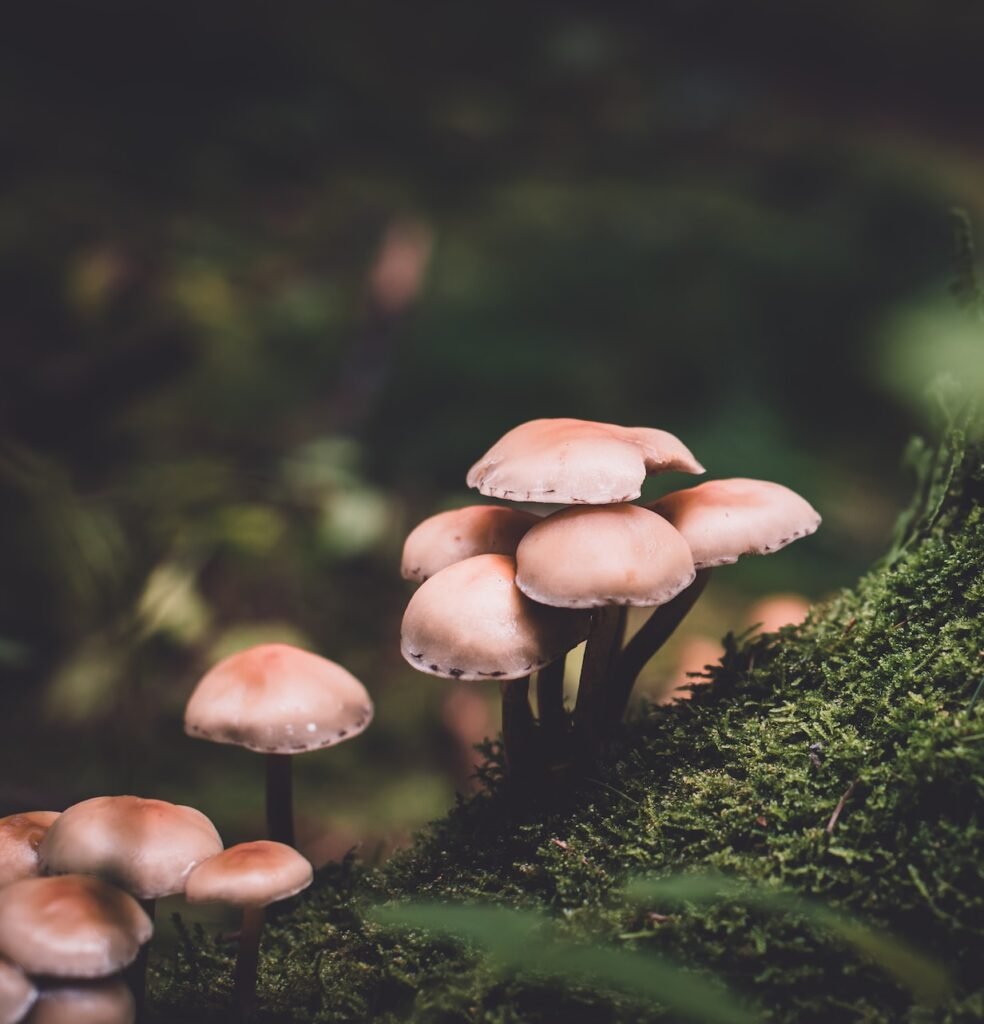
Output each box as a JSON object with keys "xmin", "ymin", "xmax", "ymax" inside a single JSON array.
[
  {"xmin": 499, "ymin": 677, "xmax": 541, "ymax": 781},
  {"xmin": 604, "ymin": 568, "xmax": 712, "ymax": 728},
  {"xmin": 234, "ymin": 905, "xmax": 264, "ymax": 1022},
  {"xmin": 573, "ymin": 606, "xmax": 628, "ymax": 757},
  {"xmin": 535, "ymin": 658, "xmax": 567, "ymax": 759},
  {"xmin": 265, "ymin": 755, "xmax": 294, "ymax": 848}
]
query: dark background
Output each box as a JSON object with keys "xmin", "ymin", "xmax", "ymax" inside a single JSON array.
[{"xmin": 2, "ymin": 2, "xmax": 984, "ymax": 891}]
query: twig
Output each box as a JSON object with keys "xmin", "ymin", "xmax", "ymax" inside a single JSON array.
[{"xmin": 825, "ymin": 778, "xmax": 859, "ymax": 834}]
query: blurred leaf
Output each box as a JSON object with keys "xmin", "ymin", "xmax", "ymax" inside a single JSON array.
[
  {"xmin": 626, "ymin": 874, "xmax": 950, "ymax": 1005},
  {"xmin": 137, "ymin": 561, "xmax": 211, "ymax": 644},
  {"xmin": 44, "ymin": 634, "xmax": 127, "ymax": 722},
  {"xmin": 369, "ymin": 902, "xmax": 756, "ymax": 1023}
]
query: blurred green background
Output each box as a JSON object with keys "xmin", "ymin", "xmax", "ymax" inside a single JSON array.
[{"xmin": 2, "ymin": 1, "xmax": 984, "ymax": 901}]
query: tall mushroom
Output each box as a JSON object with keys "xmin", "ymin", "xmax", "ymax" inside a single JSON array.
[
  {"xmin": 467, "ymin": 418, "xmax": 704, "ymax": 504},
  {"xmin": 184, "ymin": 643, "xmax": 373, "ymax": 847},
  {"xmin": 466, "ymin": 417, "xmax": 704, "ymax": 764},
  {"xmin": 185, "ymin": 841, "xmax": 312, "ymax": 1022},
  {"xmin": 514, "ymin": 503, "xmax": 696, "ymax": 757},
  {"xmin": 400, "ymin": 554, "xmax": 591, "ymax": 779},
  {"xmin": 603, "ymin": 477, "xmax": 821, "ymax": 723}
]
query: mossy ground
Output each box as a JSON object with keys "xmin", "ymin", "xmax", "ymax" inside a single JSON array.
[{"xmin": 152, "ymin": 425, "xmax": 984, "ymax": 1023}]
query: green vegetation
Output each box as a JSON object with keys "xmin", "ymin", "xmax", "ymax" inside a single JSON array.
[{"xmin": 151, "ymin": 411, "xmax": 984, "ymax": 1022}]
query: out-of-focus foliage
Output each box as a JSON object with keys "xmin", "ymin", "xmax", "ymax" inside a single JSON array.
[{"xmin": 1, "ymin": 2, "xmax": 984, "ymax": 854}]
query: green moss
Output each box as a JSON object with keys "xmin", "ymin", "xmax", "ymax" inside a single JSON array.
[{"xmin": 152, "ymin": 421, "xmax": 984, "ymax": 1023}]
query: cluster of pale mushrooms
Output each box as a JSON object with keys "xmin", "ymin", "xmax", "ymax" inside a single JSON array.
[
  {"xmin": 401, "ymin": 417, "xmax": 820, "ymax": 780},
  {"xmin": 0, "ymin": 416, "xmax": 819, "ymax": 1023},
  {"xmin": 0, "ymin": 645, "xmax": 374, "ymax": 1024}
]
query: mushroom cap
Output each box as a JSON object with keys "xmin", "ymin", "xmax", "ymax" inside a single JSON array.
[
  {"xmin": 0, "ymin": 875, "xmax": 152, "ymax": 978},
  {"xmin": 515, "ymin": 504, "xmax": 696, "ymax": 608},
  {"xmin": 0, "ymin": 957, "xmax": 36, "ymax": 1024},
  {"xmin": 650, "ymin": 478, "xmax": 821, "ymax": 569},
  {"xmin": 401, "ymin": 505, "xmax": 539, "ymax": 583},
  {"xmin": 184, "ymin": 643, "xmax": 373, "ymax": 755},
  {"xmin": 27, "ymin": 980, "xmax": 134, "ymax": 1024},
  {"xmin": 185, "ymin": 841, "xmax": 313, "ymax": 908},
  {"xmin": 401, "ymin": 554, "xmax": 592, "ymax": 681},
  {"xmin": 0, "ymin": 812, "xmax": 60, "ymax": 889},
  {"xmin": 466, "ymin": 418, "xmax": 703, "ymax": 505},
  {"xmin": 39, "ymin": 796, "xmax": 222, "ymax": 901}
]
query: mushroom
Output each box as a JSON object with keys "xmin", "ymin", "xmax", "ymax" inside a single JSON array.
[
  {"xmin": 400, "ymin": 554, "xmax": 591, "ymax": 778},
  {"xmin": 0, "ymin": 958, "xmax": 36, "ymax": 1024},
  {"xmin": 514, "ymin": 504, "xmax": 696, "ymax": 755},
  {"xmin": 0, "ymin": 875, "xmax": 152, "ymax": 979},
  {"xmin": 39, "ymin": 796, "xmax": 223, "ymax": 903},
  {"xmin": 603, "ymin": 478, "xmax": 821, "ymax": 723},
  {"xmin": 401, "ymin": 505, "xmax": 538, "ymax": 583},
  {"xmin": 0, "ymin": 813, "xmax": 60, "ymax": 889},
  {"xmin": 185, "ymin": 840, "xmax": 312, "ymax": 1021},
  {"xmin": 184, "ymin": 643, "xmax": 373, "ymax": 847},
  {"xmin": 25, "ymin": 980, "xmax": 134, "ymax": 1024},
  {"xmin": 467, "ymin": 418, "xmax": 704, "ymax": 505},
  {"xmin": 38, "ymin": 795, "xmax": 222, "ymax": 1016}
]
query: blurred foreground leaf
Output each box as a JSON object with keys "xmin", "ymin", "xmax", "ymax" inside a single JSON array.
[
  {"xmin": 626, "ymin": 874, "xmax": 950, "ymax": 1005},
  {"xmin": 369, "ymin": 901, "xmax": 756, "ymax": 1024}
]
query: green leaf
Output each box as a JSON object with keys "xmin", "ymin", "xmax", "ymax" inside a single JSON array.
[
  {"xmin": 626, "ymin": 873, "xmax": 950, "ymax": 1005},
  {"xmin": 369, "ymin": 901, "xmax": 756, "ymax": 1024}
]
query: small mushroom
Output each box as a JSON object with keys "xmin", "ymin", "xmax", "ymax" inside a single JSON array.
[
  {"xmin": 26, "ymin": 980, "xmax": 134, "ymax": 1024},
  {"xmin": 0, "ymin": 875, "xmax": 152, "ymax": 979},
  {"xmin": 185, "ymin": 841, "xmax": 313, "ymax": 1022},
  {"xmin": 401, "ymin": 505, "xmax": 538, "ymax": 583},
  {"xmin": 401, "ymin": 554, "xmax": 591, "ymax": 778},
  {"xmin": 184, "ymin": 644, "xmax": 373, "ymax": 847},
  {"xmin": 39, "ymin": 796, "xmax": 223, "ymax": 902},
  {"xmin": 603, "ymin": 478, "xmax": 821, "ymax": 724},
  {"xmin": 0, "ymin": 813, "xmax": 60, "ymax": 889},
  {"xmin": 0, "ymin": 957, "xmax": 36, "ymax": 1024},
  {"xmin": 650, "ymin": 478, "xmax": 821, "ymax": 569},
  {"xmin": 467, "ymin": 418, "xmax": 703, "ymax": 505},
  {"xmin": 514, "ymin": 503, "xmax": 696, "ymax": 756}
]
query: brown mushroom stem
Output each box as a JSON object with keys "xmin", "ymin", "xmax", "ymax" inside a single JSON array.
[
  {"xmin": 265, "ymin": 755, "xmax": 295, "ymax": 848},
  {"xmin": 499, "ymin": 677, "xmax": 539, "ymax": 780},
  {"xmin": 573, "ymin": 607, "xmax": 626, "ymax": 748},
  {"xmin": 127, "ymin": 898, "xmax": 155, "ymax": 1021},
  {"xmin": 605, "ymin": 568, "xmax": 712, "ymax": 727},
  {"xmin": 234, "ymin": 904, "xmax": 265, "ymax": 1022},
  {"xmin": 609, "ymin": 608, "xmax": 628, "ymax": 670},
  {"xmin": 535, "ymin": 658, "xmax": 567, "ymax": 756}
]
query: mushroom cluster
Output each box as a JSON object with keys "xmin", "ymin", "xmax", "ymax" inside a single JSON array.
[
  {"xmin": 400, "ymin": 417, "xmax": 820, "ymax": 780},
  {"xmin": 0, "ymin": 795, "xmax": 314, "ymax": 1024},
  {"xmin": 0, "ymin": 641, "xmax": 369, "ymax": 1022}
]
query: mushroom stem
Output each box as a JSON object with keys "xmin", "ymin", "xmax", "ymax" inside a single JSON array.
[
  {"xmin": 605, "ymin": 568, "xmax": 712, "ymax": 727},
  {"xmin": 573, "ymin": 606, "xmax": 626, "ymax": 748},
  {"xmin": 535, "ymin": 658, "xmax": 567, "ymax": 756},
  {"xmin": 127, "ymin": 897, "xmax": 155, "ymax": 1021},
  {"xmin": 499, "ymin": 677, "xmax": 538, "ymax": 780},
  {"xmin": 265, "ymin": 755, "xmax": 295, "ymax": 848},
  {"xmin": 234, "ymin": 904, "xmax": 265, "ymax": 1022},
  {"xmin": 609, "ymin": 608, "xmax": 628, "ymax": 670}
]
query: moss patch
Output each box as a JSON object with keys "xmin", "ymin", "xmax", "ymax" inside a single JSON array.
[{"xmin": 152, "ymin": 422, "xmax": 984, "ymax": 1023}]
